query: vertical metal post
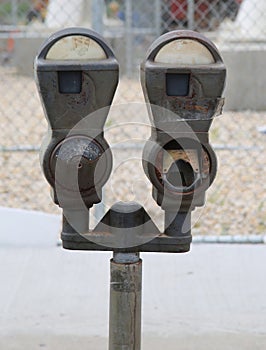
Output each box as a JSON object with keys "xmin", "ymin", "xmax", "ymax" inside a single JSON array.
[
  {"xmin": 109, "ymin": 252, "xmax": 142, "ymax": 350},
  {"xmin": 92, "ymin": 0, "xmax": 104, "ymax": 34},
  {"xmin": 11, "ymin": 0, "xmax": 18, "ymax": 26},
  {"xmin": 187, "ymin": 0, "xmax": 195, "ymax": 30},
  {"xmin": 125, "ymin": 0, "xmax": 133, "ymax": 77},
  {"xmin": 155, "ymin": 0, "xmax": 162, "ymax": 37}
]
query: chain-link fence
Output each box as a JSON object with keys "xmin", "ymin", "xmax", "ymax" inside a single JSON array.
[{"xmin": 0, "ymin": 0, "xmax": 265, "ymax": 236}]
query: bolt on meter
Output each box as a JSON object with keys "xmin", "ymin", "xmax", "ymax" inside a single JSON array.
[
  {"xmin": 141, "ymin": 30, "xmax": 226, "ymax": 238},
  {"xmin": 35, "ymin": 28, "xmax": 119, "ymax": 232}
]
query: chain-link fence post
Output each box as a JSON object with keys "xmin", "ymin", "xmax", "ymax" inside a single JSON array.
[
  {"xmin": 188, "ymin": 0, "xmax": 195, "ymax": 30},
  {"xmin": 11, "ymin": 0, "xmax": 18, "ymax": 26},
  {"xmin": 92, "ymin": 0, "xmax": 104, "ymax": 34},
  {"xmin": 155, "ymin": 0, "xmax": 162, "ymax": 37},
  {"xmin": 125, "ymin": 0, "xmax": 133, "ymax": 77}
]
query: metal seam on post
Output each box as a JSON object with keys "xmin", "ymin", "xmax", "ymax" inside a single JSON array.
[{"xmin": 109, "ymin": 252, "xmax": 142, "ymax": 350}]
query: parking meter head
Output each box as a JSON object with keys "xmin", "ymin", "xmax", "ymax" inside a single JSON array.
[
  {"xmin": 141, "ymin": 30, "xmax": 226, "ymax": 213},
  {"xmin": 35, "ymin": 28, "xmax": 118, "ymax": 209},
  {"xmin": 35, "ymin": 27, "xmax": 119, "ymax": 130},
  {"xmin": 141, "ymin": 30, "xmax": 226, "ymax": 128}
]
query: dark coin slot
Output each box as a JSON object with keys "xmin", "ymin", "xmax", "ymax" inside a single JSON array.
[
  {"xmin": 58, "ymin": 71, "xmax": 82, "ymax": 94},
  {"xmin": 166, "ymin": 73, "xmax": 190, "ymax": 96},
  {"xmin": 166, "ymin": 160, "xmax": 195, "ymax": 188}
]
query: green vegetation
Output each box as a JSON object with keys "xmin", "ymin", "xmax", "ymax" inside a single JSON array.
[
  {"xmin": 210, "ymin": 126, "xmax": 220, "ymax": 142},
  {"xmin": 0, "ymin": 1, "xmax": 31, "ymax": 24}
]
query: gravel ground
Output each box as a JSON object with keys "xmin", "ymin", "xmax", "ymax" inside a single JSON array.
[{"xmin": 0, "ymin": 67, "xmax": 265, "ymax": 235}]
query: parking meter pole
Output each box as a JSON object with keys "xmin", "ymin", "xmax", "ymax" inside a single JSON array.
[
  {"xmin": 109, "ymin": 252, "xmax": 142, "ymax": 350},
  {"xmin": 35, "ymin": 28, "xmax": 226, "ymax": 350}
]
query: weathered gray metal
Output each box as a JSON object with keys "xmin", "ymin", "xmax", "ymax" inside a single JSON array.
[
  {"xmin": 141, "ymin": 30, "xmax": 226, "ymax": 244},
  {"xmin": 36, "ymin": 29, "xmax": 225, "ymax": 254},
  {"xmin": 36, "ymin": 28, "xmax": 227, "ymax": 350},
  {"xmin": 62, "ymin": 201, "xmax": 191, "ymax": 253},
  {"xmin": 109, "ymin": 252, "xmax": 142, "ymax": 350},
  {"xmin": 35, "ymin": 27, "xmax": 118, "ymax": 228}
]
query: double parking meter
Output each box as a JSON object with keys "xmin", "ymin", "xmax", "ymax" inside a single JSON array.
[
  {"xmin": 35, "ymin": 29, "xmax": 226, "ymax": 350},
  {"xmin": 35, "ymin": 28, "xmax": 119, "ymax": 232},
  {"xmin": 141, "ymin": 30, "xmax": 226, "ymax": 239},
  {"xmin": 36, "ymin": 28, "xmax": 225, "ymax": 253}
]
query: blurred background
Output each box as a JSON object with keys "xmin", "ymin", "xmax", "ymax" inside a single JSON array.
[{"xmin": 0, "ymin": 0, "xmax": 265, "ymax": 236}]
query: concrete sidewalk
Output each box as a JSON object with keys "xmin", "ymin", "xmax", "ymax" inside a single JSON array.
[{"xmin": 0, "ymin": 208, "xmax": 266, "ymax": 349}]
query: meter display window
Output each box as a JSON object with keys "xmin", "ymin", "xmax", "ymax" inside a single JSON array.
[
  {"xmin": 166, "ymin": 73, "xmax": 190, "ymax": 96},
  {"xmin": 58, "ymin": 71, "xmax": 82, "ymax": 94}
]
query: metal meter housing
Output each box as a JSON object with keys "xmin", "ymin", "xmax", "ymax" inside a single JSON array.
[
  {"xmin": 35, "ymin": 27, "xmax": 119, "ymax": 209},
  {"xmin": 141, "ymin": 30, "xmax": 226, "ymax": 213}
]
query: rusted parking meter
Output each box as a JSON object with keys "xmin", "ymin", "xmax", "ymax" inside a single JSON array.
[
  {"xmin": 141, "ymin": 30, "xmax": 226, "ymax": 246},
  {"xmin": 36, "ymin": 28, "xmax": 226, "ymax": 350},
  {"xmin": 35, "ymin": 29, "xmax": 226, "ymax": 254},
  {"xmin": 35, "ymin": 27, "xmax": 119, "ymax": 233}
]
